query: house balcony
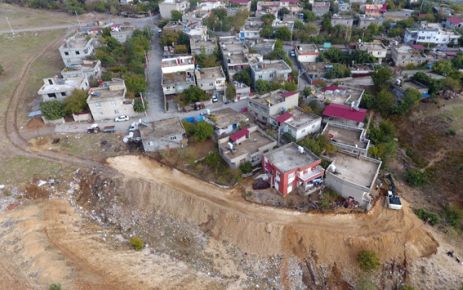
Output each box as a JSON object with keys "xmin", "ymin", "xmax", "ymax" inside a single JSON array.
[{"xmin": 297, "ymin": 166, "xmax": 324, "ymax": 182}]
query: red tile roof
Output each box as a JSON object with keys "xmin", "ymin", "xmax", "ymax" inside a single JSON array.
[
  {"xmin": 322, "ymin": 85, "xmax": 345, "ymax": 92},
  {"xmin": 448, "ymin": 17, "xmax": 463, "ymax": 24},
  {"xmin": 230, "ymin": 128, "xmax": 249, "ymax": 142},
  {"xmin": 280, "ymin": 91, "xmax": 298, "ymax": 98},
  {"xmin": 275, "ymin": 112, "xmax": 293, "ymax": 123},
  {"xmin": 229, "ymin": 0, "xmax": 250, "ymax": 3},
  {"xmin": 323, "ymin": 104, "xmax": 367, "ymax": 122}
]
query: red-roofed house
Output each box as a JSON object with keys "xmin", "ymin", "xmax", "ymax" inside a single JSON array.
[
  {"xmin": 218, "ymin": 125, "xmax": 277, "ymax": 168},
  {"xmin": 248, "ymin": 90, "xmax": 299, "ymax": 125},
  {"xmin": 364, "ymin": 4, "xmax": 384, "ymax": 17},
  {"xmin": 323, "ymin": 103, "xmax": 367, "ymax": 127},
  {"xmin": 229, "ymin": 0, "xmax": 251, "ymax": 10},
  {"xmin": 275, "ymin": 111, "xmax": 293, "ymax": 125},
  {"xmin": 446, "ymin": 17, "xmax": 463, "ymax": 29}
]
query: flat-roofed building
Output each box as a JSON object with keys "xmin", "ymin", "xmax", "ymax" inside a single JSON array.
[
  {"xmin": 250, "ymin": 60, "xmax": 292, "ymax": 85},
  {"xmin": 161, "ymin": 55, "xmax": 195, "ymax": 74},
  {"xmin": 274, "ymin": 109, "xmax": 322, "ymax": 140},
  {"xmin": 139, "ymin": 117, "xmax": 187, "ymax": 151},
  {"xmin": 263, "ymin": 143, "xmax": 324, "ymax": 196},
  {"xmin": 162, "ymin": 70, "xmax": 195, "ymax": 95},
  {"xmin": 86, "ymin": 78, "xmax": 137, "ymax": 121},
  {"xmin": 218, "ymin": 125, "xmax": 277, "ymax": 168},
  {"xmin": 38, "ymin": 75, "xmax": 89, "ymax": 102},
  {"xmin": 60, "ymin": 60, "xmax": 102, "ymax": 80},
  {"xmin": 59, "ymin": 33, "xmax": 95, "ymax": 67},
  {"xmin": 313, "ymin": 85, "xmax": 364, "ymax": 107},
  {"xmin": 322, "ymin": 123, "xmax": 370, "ymax": 156},
  {"xmin": 159, "ymin": 0, "xmax": 190, "ymax": 19},
  {"xmin": 294, "ymin": 44, "xmax": 319, "ymax": 63},
  {"xmin": 204, "ymin": 107, "xmax": 249, "ymax": 137},
  {"xmin": 248, "ymin": 90, "xmax": 299, "ymax": 124},
  {"xmin": 195, "ymin": 66, "xmax": 226, "ymax": 95},
  {"xmin": 325, "ymin": 152, "xmax": 381, "ymax": 209}
]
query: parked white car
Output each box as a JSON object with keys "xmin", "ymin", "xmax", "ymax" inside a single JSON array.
[{"xmin": 115, "ymin": 115, "xmax": 129, "ymax": 122}]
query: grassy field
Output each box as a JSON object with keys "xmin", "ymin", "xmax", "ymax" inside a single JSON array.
[{"xmin": 0, "ymin": 3, "xmax": 77, "ymax": 30}]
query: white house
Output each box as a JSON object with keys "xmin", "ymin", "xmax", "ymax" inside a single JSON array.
[
  {"xmin": 195, "ymin": 66, "xmax": 226, "ymax": 95},
  {"xmin": 159, "ymin": 0, "xmax": 190, "ymax": 19},
  {"xmin": 357, "ymin": 42, "xmax": 387, "ymax": 64},
  {"xmin": 38, "ymin": 75, "xmax": 89, "ymax": 102},
  {"xmin": 295, "ymin": 44, "xmax": 319, "ymax": 63},
  {"xmin": 59, "ymin": 33, "xmax": 95, "ymax": 67},
  {"xmin": 275, "ymin": 109, "xmax": 322, "ymax": 141},
  {"xmin": 161, "ymin": 55, "xmax": 195, "ymax": 74},
  {"xmin": 404, "ymin": 22, "xmax": 460, "ymax": 45}
]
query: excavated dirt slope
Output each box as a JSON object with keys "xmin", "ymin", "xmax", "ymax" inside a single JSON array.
[{"xmin": 107, "ymin": 156, "xmax": 439, "ymax": 280}]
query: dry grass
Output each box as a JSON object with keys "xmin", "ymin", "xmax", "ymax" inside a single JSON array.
[{"xmin": 0, "ymin": 3, "xmax": 78, "ymax": 30}]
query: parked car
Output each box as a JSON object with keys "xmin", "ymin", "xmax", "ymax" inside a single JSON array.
[
  {"xmin": 102, "ymin": 126, "xmax": 116, "ymax": 133},
  {"xmin": 212, "ymin": 95, "xmax": 219, "ymax": 103},
  {"xmin": 86, "ymin": 123, "xmax": 100, "ymax": 134},
  {"xmin": 115, "ymin": 115, "xmax": 129, "ymax": 122},
  {"xmin": 290, "ymin": 50, "xmax": 295, "ymax": 57}
]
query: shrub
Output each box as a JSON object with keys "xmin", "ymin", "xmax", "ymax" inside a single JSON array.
[
  {"xmin": 49, "ymin": 283, "xmax": 62, "ymax": 290},
  {"xmin": 442, "ymin": 204, "xmax": 463, "ymax": 229},
  {"xmin": 183, "ymin": 121, "xmax": 214, "ymax": 142},
  {"xmin": 239, "ymin": 162, "xmax": 253, "ymax": 174},
  {"xmin": 129, "ymin": 236, "xmax": 144, "ymax": 251},
  {"xmin": 133, "ymin": 98, "xmax": 148, "ymax": 112},
  {"xmin": 357, "ymin": 250, "xmax": 380, "ymax": 272},
  {"xmin": 415, "ymin": 208, "xmax": 439, "ymax": 225},
  {"xmin": 40, "ymin": 101, "xmax": 65, "ymax": 120},
  {"xmin": 63, "ymin": 89, "xmax": 88, "ymax": 115},
  {"xmin": 178, "ymin": 86, "xmax": 209, "ymax": 106},
  {"xmin": 405, "ymin": 169, "xmax": 428, "ymax": 187}
]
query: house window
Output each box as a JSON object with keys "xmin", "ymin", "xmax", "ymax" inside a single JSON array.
[
  {"xmin": 47, "ymin": 93, "xmax": 57, "ymax": 99},
  {"xmin": 64, "ymin": 52, "xmax": 69, "ymax": 56},
  {"xmin": 61, "ymin": 92, "xmax": 66, "ymax": 97},
  {"xmin": 170, "ymin": 136, "xmax": 177, "ymax": 140},
  {"xmin": 48, "ymin": 79, "xmax": 53, "ymax": 85},
  {"xmin": 75, "ymin": 50, "xmax": 80, "ymax": 55}
]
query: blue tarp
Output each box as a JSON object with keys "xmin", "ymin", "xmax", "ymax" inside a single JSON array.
[{"xmin": 183, "ymin": 115, "xmax": 204, "ymax": 123}]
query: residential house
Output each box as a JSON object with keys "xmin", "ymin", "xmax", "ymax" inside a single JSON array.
[
  {"xmin": 195, "ymin": 66, "xmax": 226, "ymax": 95},
  {"xmin": 247, "ymin": 39, "xmax": 276, "ymax": 56},
  {"xmin": 161, "ymin": 55, "xmax": 196, "ymax": 95},
  {"xmin": 339, "ymin": 2, "xmax": 351, "ymax": 12},
  {"xmin": 204, "ymin": 108, "xmax": 249, "ymax": 137},
  {"xmin": 313, "ymin": 85, "xmax": 364, "ymax": 107},
  {"xmin": 256, "ymin": 0, "xmax": 301, "ymax": 17},
  {"xmin": 60, "ymin": 60, "xmax": 102, "ymax": 80},
  {"xmin": 272, "ymin": 19, "xmax": 295, "ymax": 33},
  {"xmin": 331, "ymin": 14, "xmax": 354, "ymax": 27},
  {"xmin": 391, "ymin": 45, "xmax": 427, "ymax": 67},
  {"xmin": 263, "ymin": 143, "xmax": 325, "ymax": 196},
  {"xmin": 139, "ymin": 118, "xmax": 187, "ymax": 152},
  {"xmin": 445, "ymin": 16, "xmax": 463, "ymax": 29},
  {"xmin": 38, "ymin": 75, "xmax": 89, "ymax": 102},
  {"xmin": 250, "ymin": 60, "xmax": 292, "ymax": 85},
  {"xmin": 110, "ymin": 25, "xmax": 135, "ymax": 43},
  {"xmin": 218, "ymin": 125, "xmax": 277, "ymax": 168},
  {"xmin": 248, "ymin": 90, "xmax": 299, "ymax": 124},
  {"xmin": 322, "ymin": 123, "xmax": 370, "ymax": 156},
  {"xmin": 363, "ymin": 4, "xmax": 385, "ymax": 17},
  {"xmin": 404, "ymin": 22, "xmax": 460, "ymax": 45},
  {"xmin": 300, "ymin": 62, "xmax": 326, "ymax": 82},
  {"xmin": 219, "ymin": 37, "xmax": 262, "ymax": 79},
  {"xmin": 86, "ymin": 78, "xmax": 137, "ymax": 121},
  {"xmin": 233, "ymin": 81, "xmax": 251, "ymax": 101},
  {"xmin": 190, "ymin": 37, "xmax": 217, "ymax": 55},
  {"xmin": 59, "ymin": 33, "xmax": 95, "ymax": 67},
  {"xmin": 325, "ymin": 152, "xmax": 381, "ymax": 209},
  {"xmin": 357, "ymin": 42, "xmax": 387, "ymax": 64},
  {"xmin": 239, "ymin": 17, "xmax": 263, "ymax": 41},
  {"xmin": 159, "ymin": 0, "xmax": 190, "ymax": 19},
  {"xmin": 197, "ymin": 0, "xmax": 224, "ymax": 11},
  {"xmin": 358, "ymin": 15, "xmax": 384, "ymax": 28},
  {"xmin": 312, "ymin": 2, "xmax": 331, "ymax": 16},
  {"xmin": 294, "ymin": 44, "xmax": 319, "ymax": 63},
  {"xmin": 322, "ymin": 103, "xmax": 367, "ymax": 128},
  {"xmin": 228, "ymin": 0, "xmax": 252, "ymax": 10},
  {"xmin": 275, "ymin": 108, "xmax": 322, "ymax": 141}
]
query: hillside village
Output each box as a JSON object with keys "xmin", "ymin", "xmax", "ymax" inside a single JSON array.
[{"xmin": 1, "ymin": 0, "xmax": 463, "ymax": 289}]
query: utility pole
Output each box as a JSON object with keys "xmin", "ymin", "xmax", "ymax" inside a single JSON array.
[
  {"xmin": 140, "ymin": 92, "xmax": 148, "ymax": 118},
  {"xmin": 74, "ymin": 11, "xmax": 82, "ymax": 29},
  {"xmin": 5, "ymin": 17, "xmax": 15, "ymax": 37}
]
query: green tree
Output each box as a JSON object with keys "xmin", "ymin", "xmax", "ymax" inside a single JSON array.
[
  {"xmin": 371, "ymin": 66, "xmax": 392, "ymax": 92},
  {"xmin": 442, "ymin": 77, "xmax": 461, "ymax": 92},
  {"xmin": 63, "ymin": 89, "xmax": 88, "ymax": 115},
  {"xmin": 274, "ymin": 27, "xmax": 292, "ymax": 41},
  {"xmin": 233, "ymin": 68, "xmax": 252, "ymax": 86},
  {"xmin": 171, "ymin": 10, "xmax": 182, "ymax": 21},
  {"xmin": 405, "ymin": 169, "xmax": 429, "ymax": 186},
  {"xmin": 357, "ymin": 250, "xmax": 380, "ymax": 272},
  {"xmin": 302, "ymin": 10, "xmax": 316, "ymax": 22},
  {"xmin": 255, "ymin": 80, "xmax": 272, "ymax": 94},
  {"xmin": 179, "ymin": 86, "xmax": 209, "ymax": 105},
  {"xmin": 278, "ymin": 7, "xmax": 290, "ymax": 19},
  {"xmin": 133, "ymin": 98, "xmax": 148, "ymax": 112},
  {"xmin": 40, "ymin": 101, "xmax": 65, "ymax": 120},
  {"xmin": 260, "ymin": 25, "xmax": 274, "ymax": 38},
  {"xmin": 396, "ymin": 88, "xmax": 421, "ymax": 115},
  {"xmin": 323, "ymin": 48, "xmax": 344, "ymax": 63},
  {"xmin": 302, "ymin": 87, "xmax": 312, "ymax": 97},
  {"xmin": 239, "ymin": 161, "xmax": 253, "ymax": 174},
  {"xmin": 325, "ymin": 63, "xmax": 351, "ymax": 79},
  {"xmin": 261, "ymin": 14, "xmax": 276, "ymax": 25},
  {"xmin": 129, "ymin": 236, "xmax": 144, "ymax": 251},
  {"xmin": 225, "ymin": 82, "xmax": 236, "ymax": 101},
  {"xmin": 186, "ymin": 121, "xmax": 214, "ymax": 142},
  {"xmin": 432, "ymin": 60, "xmax": 454, "ymax": 76},
  {"xmin": 195, "ymin": 49, "xmax": 219, "ymax": 68},
  {"xmin": 124, "ymin": 73, "xmax": 147, "ymax": 96}
]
